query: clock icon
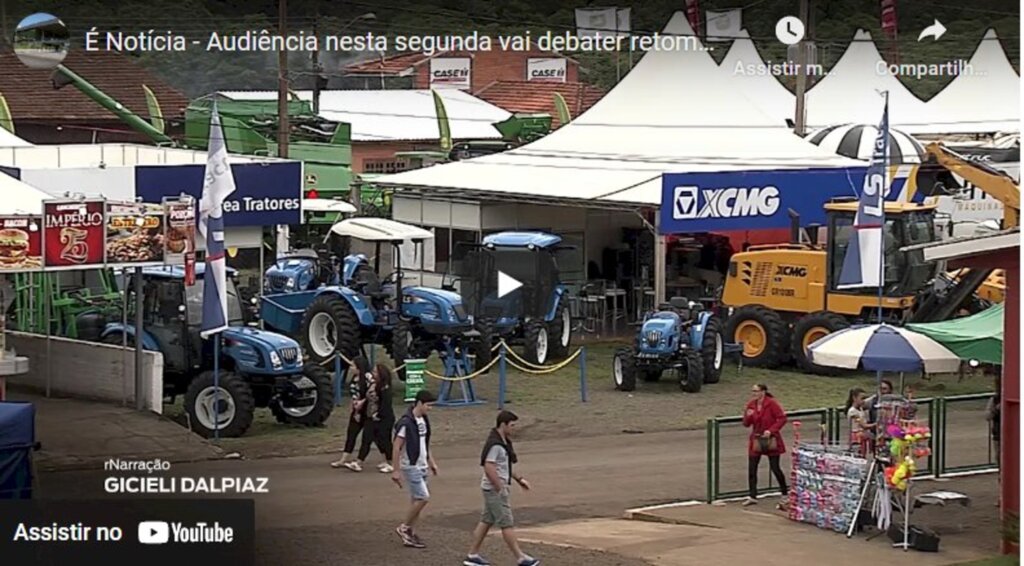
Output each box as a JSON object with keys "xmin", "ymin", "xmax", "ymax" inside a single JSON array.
[{"xmin": 775, "ymin": 16, "xmax": 805, "ymax": 45}]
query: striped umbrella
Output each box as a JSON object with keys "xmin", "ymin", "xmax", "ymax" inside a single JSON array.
[
  {"xmin": 807, "ymin": 123, "xmax": 925, "ymax": 164},
  {"xmin": 807, "ymin": 323, "xmax": 961, "ymax": 374}
]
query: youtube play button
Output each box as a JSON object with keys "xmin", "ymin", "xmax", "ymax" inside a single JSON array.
[{"xmin": 497, "ymin": 271, "xmax": 522, "ymax": 298}]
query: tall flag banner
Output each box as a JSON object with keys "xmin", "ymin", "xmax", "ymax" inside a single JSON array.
[
  {"xmin": 838, "ymin": 96, "xmax": 890, "ymax": 289},
  {"xmin": 686, "ymin": 0, "xmax": 702, "ymax": 38},
  {"xmin": 881, "ymin": 0, "xmax": 898, "ymax": 40},
  {"xmin": 198, "ymin": 106, "xmax": 237, "ymax": 338}
]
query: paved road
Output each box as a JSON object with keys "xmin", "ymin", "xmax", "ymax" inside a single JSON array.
[{"xmin": 38, "ymin": 407, "xmax": 994, "ymax": 565}]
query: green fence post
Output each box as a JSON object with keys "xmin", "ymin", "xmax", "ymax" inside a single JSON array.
[{"xmin": 935, "ymin": 398, "xmax": 944, "ymax": 478}]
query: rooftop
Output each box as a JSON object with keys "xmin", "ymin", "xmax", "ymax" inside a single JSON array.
[{"xmin": 474, "ymin": 80, "xmax": 606, "ymax": 128}]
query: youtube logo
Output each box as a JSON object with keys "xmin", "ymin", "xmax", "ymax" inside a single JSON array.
[{"xmin": 137, "ymin": 521, "xmax": 169, "ymax": 545}]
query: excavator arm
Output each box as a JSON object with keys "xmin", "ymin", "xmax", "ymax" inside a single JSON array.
[{"xmin": 923, "ymin": 142, "xmax": 1020, "ymax": 228}]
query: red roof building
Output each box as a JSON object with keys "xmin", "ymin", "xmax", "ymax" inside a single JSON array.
[
  {"xmin": 0, "ymin": 49, "xmax": 188, "ymax": 144},
  {"xmin": 473, "ymin": 80, "xmax": 605, "ymax": 128}
]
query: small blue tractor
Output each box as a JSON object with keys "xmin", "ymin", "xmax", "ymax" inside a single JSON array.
[
  {"xmin": 613, "ymin": 298, "xmax": 724, "ymax": 393},
  {"xmin": 449, "ymin": 231, "xmax": 572, "ymax": 365},
  {"xmin": 99, "ymin": 265, "xmax": 334, "ymax": 438},
  {"xmin": 263, "ymin": 248, "xmax": 341, "ymax": 294},
  {"xmin": 260, "ymin": 218, "xmax": 479, "ymax": 378}
]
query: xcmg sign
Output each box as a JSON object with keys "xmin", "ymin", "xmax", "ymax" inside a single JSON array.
[{"xmin": 659, "ymin": 167, "xmax": 883, "ymax": 234}]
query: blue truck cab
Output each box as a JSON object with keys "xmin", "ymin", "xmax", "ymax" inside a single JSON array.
[{"xmin": 101, "ymin": 264, "xmax": 334, "ymax": 438}]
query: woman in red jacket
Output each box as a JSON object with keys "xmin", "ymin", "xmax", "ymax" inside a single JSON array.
[{"xmin": 742, "ymin": 383, "xmax": 789, "ymax": 508}]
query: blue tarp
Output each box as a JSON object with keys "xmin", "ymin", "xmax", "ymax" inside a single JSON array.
[{"xmin": 0, "ymin": 402, "xmax": 35, "ymax": 499}]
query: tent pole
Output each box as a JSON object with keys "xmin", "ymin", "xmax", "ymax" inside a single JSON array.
[{"xmin": 654, "ymin": 212, "xmax": 666, "ymax": 306}]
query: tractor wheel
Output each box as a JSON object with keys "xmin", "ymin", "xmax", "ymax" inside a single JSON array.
[
  {"xmin": 102, "ymin": 333, "xmax": 134, "ymax": 347},
  {"xmin": 548, "ymin": 300, "xmax": 572, "ymax": 360},
  {"xmin": 469, "ymin": 319, "xmax": 495, "ymax": 374},
  {"xmin": 391, "ymin": 319, "xmax": 415, "ymax": 382},
  {"xmin": 523, "ymin": 319, "xmax": 550, "ymax": 365},
  {"xmin": 300, "ymin": 294, "xmax": 360, "ymax": 364},
  {"xmin": 613, "ymin": 348, "xmax": 637, "ymax": 392},
  {"xmin": 271, "ymin": 364, "xmax": 335, "ymax": 426},
  {"xmin": 724, "ymin": 306, "xmax": 788, "ymax": 368},
  {"xmin": 791, "ymin": 311, "xmax": 851, "ymax": 375},
  {"xmin": 677, "ymin": 349, "xmax": 705, "ymax": 393},
  {"xmin": 641, "ymin": 369, "xmax": 663, "ymax": 382},
  {"xmin": 701, "ymin": 316, "xmax": 725, "ymax": 384},
  {"xmin": 184, "ymin": 371, "xmax": 255, "ymax": 438}
]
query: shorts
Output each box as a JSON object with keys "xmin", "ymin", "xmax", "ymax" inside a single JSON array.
[
  {"xmin": 402, "ymin": 466, "xmax": 430, "ymax": 501},
  {"xmin": 481, "ymin": 489, "xmax": 514, "ymax": 528}
]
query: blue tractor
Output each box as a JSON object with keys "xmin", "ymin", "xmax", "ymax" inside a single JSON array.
[
  {"xmin": 101, "ymin": 265, "xmax": 334, "ymax": 438},
  {"xmin": 612, "ymin": 298, "xmax": 724, "ymax": 393},
  {"xmin": 449, "ymin": 232, "xmax": 572, "ymax": 365},
  {"xmin": 263, "ymin": 248, "xmax": 341, "ymax": 294},
  {"xmin": 260, "ymin": 218, "xmax": 478, "ymax": 378}
]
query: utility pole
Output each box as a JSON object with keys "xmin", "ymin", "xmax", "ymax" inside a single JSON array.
[
  {"xmin": 277, "ymin": 0, "xmax": 289, "ymax": 159},
  {"xmin": 793, "ymin": 0, "xmax": 811, "ymax": 136}
]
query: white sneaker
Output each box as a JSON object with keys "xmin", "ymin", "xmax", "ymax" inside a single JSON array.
[
  {"xmin": 343, "ymin": 461, "xmax": 363, "ymax": 472},
  {"xmin": 379, "ymin": 463, "xmax": 394, "ymax": 473},
  {"xmin": 742, "ymin": 497, "xmax": 758, "ymax": 506}
]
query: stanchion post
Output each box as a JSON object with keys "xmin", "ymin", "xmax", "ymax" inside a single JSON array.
[
  {"xmin": 706, "ymin": 418, "xmax": 714, "ymax": 503},
  {"xmin": 580, "ymin": 346, "xmax": 588, "ymax": 403},
  {"xmin": 498, "ymin": 343, "xmax": 507, "ymax": 410},
  {"xmin": 334, "ymin": 354, "xmax": 343, "ymax": 407}
]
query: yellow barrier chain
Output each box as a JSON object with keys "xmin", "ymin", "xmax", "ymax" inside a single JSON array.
[
  {"xmin": 498, "ymin": 339, "xmax": 581, "ymax": 371},
  {"xmin": 423, "ymin": 355, "xmax": 502, "ymax": 382},
  {"xmin": 502, "ymin": 347, "xmax": 583, "ymax": 374},
  {"xmin": 317, "ymin": 351, "xmax": 405, "ymax": 373}
]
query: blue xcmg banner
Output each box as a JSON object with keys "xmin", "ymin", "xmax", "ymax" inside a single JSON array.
[
  {"xmin": 135, "ymin": 161, "xmax": 302, "ymax": 227},
  {"xmin": 659, "ymin": 166, "xmax": 917, "ymax": 235}
]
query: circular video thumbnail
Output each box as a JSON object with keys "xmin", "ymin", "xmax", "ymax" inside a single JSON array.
[{"xmin": 14, "ymin": 12, "xmax": 70, "ymax": 69}]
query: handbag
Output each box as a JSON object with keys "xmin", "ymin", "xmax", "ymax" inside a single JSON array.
[{"xmin": 755, "ymin": 435, "xmax": 778, "ymax": 454}]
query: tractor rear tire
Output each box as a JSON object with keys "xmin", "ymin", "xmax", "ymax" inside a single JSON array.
[
  {"xmin": 792, "ymin": 311, "xmax": 851, "ymax": 375},
  {"xmin": 391, "ymin": 319, "xmax": 415, "ymax": 382},
  {"xmin": 701, "ymin": 316, "xmax": 724, "ymax": 384},
  {"xmin": 724, "ymin": 306, "xmax": 788, "ymax": 368},
  {"xmin": 469, "ymin": 319, "xmax": 495, "ymax": 375},
  {"xmin": 678, "ymin": 350, "xmax": 705, "ymax": 393},
  {"xmin": 523, "ymin": 319, "xmax": 550, "ymax": 365},
  {"xmin": 548, "ymin": 300, "xmax": 572, "ymax": 360},
  {"xmin": 184, "ymin": 371, "xmax": 255, "ymax": 438},
  {"xmin": 613, "ymin": 348, "xmax": 636, "ymax": 392},
  {"xmin": 641, "ymin": 369, "xmax": 663, "ymax": 382},
  {"xmin": 300, "ymin": 295, "xmax": 360, "ymax": 364},
  {"xmin": 271, "ymin": 364, "xmax": 335, "ymax": 426}
]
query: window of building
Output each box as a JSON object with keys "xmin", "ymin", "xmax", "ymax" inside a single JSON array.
[{"xmin": 363, "ymin": 159, "xmax": 409, "ymax": 174}]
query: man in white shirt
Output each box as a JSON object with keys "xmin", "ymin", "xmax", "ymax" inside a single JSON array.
[{"xmin": 391, "ymin": 389, "xmax": 438, "ymax": 549}]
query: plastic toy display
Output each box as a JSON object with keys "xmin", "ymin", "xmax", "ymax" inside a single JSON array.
[
  {"xmin": 789, "ymin": 444, "xmax": 869, "ymax": 533},
  {"xmin": 612, "ymin": 297, "xmax": 723, "ymax": 393}
]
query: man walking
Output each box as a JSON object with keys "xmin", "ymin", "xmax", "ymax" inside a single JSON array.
[
  {"xmin": 464, "ymin": 411, "xmax": 540, "ymax": 566},
  {"xmin": 391, "ymin": 389, "xmax": 438, "ymax": 548}
]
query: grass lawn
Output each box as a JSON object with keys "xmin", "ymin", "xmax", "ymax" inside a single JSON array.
[{"xmin": 164, "ymin": 341, "xmax": 994, "ymax": 458}]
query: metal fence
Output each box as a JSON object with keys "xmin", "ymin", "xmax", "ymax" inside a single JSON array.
[{"xmin": 705, "ymin": 393, "xmax": 996, "ymax": 502}]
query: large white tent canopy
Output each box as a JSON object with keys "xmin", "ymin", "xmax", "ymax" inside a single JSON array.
[
  {"xmin": 720, "ymin": 30, "xmax": 796, "ymax": 126},
  {"xmin": 0, "ymin": 128, "xmax": 31, "ymax": 147},
  {"xmin": 0, "ymin": 172, "xmax": 51, "ymax": 214},
  {"xmin": 378, "ymin": 12, "xmax": 860, "ymax": 207}
]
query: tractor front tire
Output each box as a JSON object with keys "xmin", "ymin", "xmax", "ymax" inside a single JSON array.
[
  {"xmin": 271, "ymin": 364, "xmax": 335, "ymax": 426},
  {"xmin": 184, "ymin": 371, "xmax": 256, "ymax": 438},
  {"xmin": 791, "ymin": 311, "xmax": 851, "ymax": 375},
  {"xmin": 613, "ymin": 348, "xmax": 637, "ymax": 392},
  {"xmin": 523, "ymin": 319, "xmax": 550, "ymax": 365},
  {"xmin": 300, "ymin": 295, "xmax": 360, "ymax": 364},
  {"xmin": 701, "ymin": 316, "xmax": 725, "ymax": 384},
  {"xmin": 548, "ymin": 300, "xmax": 572, "ymax": 360},
  {"xmin": 470, "ymin": 319, "xmax": 495, "ymax": 374},
  {"xmin": 678, "ymin": 350, "xmax": 705, "ymax": 393},
  {"xmin": 391, "ymin": 319, "xmax": 415, "ymax": 382},
  {"xmin": 724, "ymin": 306, "xmax": 788, "ymax": 368}
]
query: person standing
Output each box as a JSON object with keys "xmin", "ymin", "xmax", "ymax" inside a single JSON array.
[
  {"xmin": 463, "ymin": 411, "xmax": 540, "ymax": 566},
  {"xmin": 351, "ymin": 363, "xmax": 396, "ymax": 473},
  {"xmin": 391, "ymin": 389, "xmax": 438, "ymax": 549},
  {"xmin": 844, "ymin": 387, "xmax": 875, "ymax": 456},
  {"xmin": 331, "ymin": 356, "xmax": 371, "ymax": 470},
  {"xmin": 742, "ymin": 383, "xmax": 789, "ymax": 508}
]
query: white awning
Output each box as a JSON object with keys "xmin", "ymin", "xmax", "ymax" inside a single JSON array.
[
  {"xmin": 330, "ymin": 217, "xmax": 434, "ymax": 241},
  {"xmin": 0, "ymin": 172, "xmax": 50, "ymax": 214},
  {"xmin": 0, "ymin": 128, "xmax": 31, "ymax": 148}
]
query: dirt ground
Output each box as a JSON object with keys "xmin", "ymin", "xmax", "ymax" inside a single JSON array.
[{"xmin": 163, "ymin": 342, "xmax": 994, "ymax": 459}]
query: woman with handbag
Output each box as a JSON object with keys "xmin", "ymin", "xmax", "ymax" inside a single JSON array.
[{"xmin": 742, "ymin": 383, "xmax": 789, "ymax": 508}]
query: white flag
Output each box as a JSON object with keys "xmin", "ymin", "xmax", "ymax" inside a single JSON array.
[
  {"xmin": 705, "ymin": 9, "xmax": 743, "ymax": 41},
  {"xmin": 575, "ymin": 8, "xmax": 618, "ymax": 38}
]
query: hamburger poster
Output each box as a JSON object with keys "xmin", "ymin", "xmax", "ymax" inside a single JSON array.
[
  {"xmin": 0, "ymin": 216, "xmax": 42, "ymax": 272},
  {"xmin": 105, "ymin": 202, "xmax": 166, "ymax": 266},
  {"xmin": 43, "ymin": 200, "xmax": 106, "ymax": 269}
]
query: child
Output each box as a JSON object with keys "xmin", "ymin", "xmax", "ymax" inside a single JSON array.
[{"xmin": 845, "ymin": 388, "xmax": 875, "ymax": 456}]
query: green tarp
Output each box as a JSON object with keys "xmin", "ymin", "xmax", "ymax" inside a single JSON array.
[{"xmin": 907, "ymin": 304, "xmax": 1004, "ymax": 364}]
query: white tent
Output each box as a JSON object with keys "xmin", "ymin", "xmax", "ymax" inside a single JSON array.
[
  {"xmin": 719, "ymin": 30, "xmax": 796, "ymax": 126},
  {"xmin": 0, "ymin": 172, "xmax": 50, "ymax": 214},
  {"xmin": 805, "ymin": 30, "xmax": 932, "ymax": 132},
  {"xmin": 0, "ymin": 128, "xmax": 31, "ymax": 148},
  {"xmin": 921, "ymin": 30, "xmax": 1020, "ymax": 135},
  {"xmin": 218, "ymin": 89, "xmax": 510, "ymax": 142},
  {"xmin": 377, "ymin": 12, "xmax": 859, "ymax": 208}
]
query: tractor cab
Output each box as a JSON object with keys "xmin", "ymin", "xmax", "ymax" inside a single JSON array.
[
  {"xmin": 264, "ymin": 248, "xmax": 341, "ymax": 293},
  {"xmin": 825, "ymin": 200, "xmax": 940, "ymax": 302}
]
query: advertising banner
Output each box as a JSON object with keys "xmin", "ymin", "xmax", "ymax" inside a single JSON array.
[
  {"xmin": 163, "ymin": 197, "xmax": 197, "ymax": 284},
  {"xmin": 660, "ymin": 168, "xmax": 879, "ymax": 234},
  {"xmin": 43, "ymin": 200, "xmax": 105, "ymax": 269},
  {"xmin": 429, "ymin": 58, "xmax": 471, "ymax": 89},
  {"xmin": 135, "ymin": 162, "xmax": 303, "ymax": 227},
  {"xmin": 0, "ymin": 216, "xmax": 42, "ymax": 272},
  {"xmin": 527, "ymin": 58, "xmax": 567, "ymax": 82},
  {"xmin": 105, "ymin": 201, "xmax": 166, "ymax": 266}
]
